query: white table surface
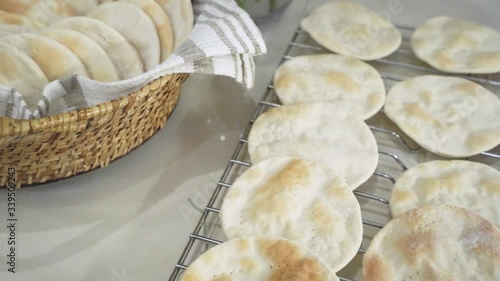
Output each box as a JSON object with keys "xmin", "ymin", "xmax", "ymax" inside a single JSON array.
[{"xmin": 1, "ymin": 0, "xmax": 499, "ymax": 280}]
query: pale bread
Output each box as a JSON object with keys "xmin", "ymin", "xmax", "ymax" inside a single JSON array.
[
  {"xmin": 0, "ymin": 33, "xmax": 89, "ymax": 81},
  {"xmin": 220, "ymin": 157, "xmax": 363, "ymax": 272},
  {"xmin": 390, "ymin": 160, "xmax": 500, "ymax": 226},
  {"xmin": 274, "ymin": 54, "xmax": 385, "ymax": 120},
  {"xmin": 0, "ymin": 0, "xmax": 96, "ymax": 29},
  {"xmin": 363, "ymin": 205, "xmax": 500, "ymax": 281},
  {"xmin": 120, "ymin": 0, "xmax": 174, "ymax": 61},
  {"xmin": 88, "ymin": 2, "xmax": 161, "ymax": 71},
  {"xmin": 411, "ymin": 16, "xmax": 500, "ymax": 74},
  {"xmin": 50, "ymin": 17, "xmax": 143, "ymax": 79},
  {"xmin": 248, "ymin": 103, "xmax": 378, "ymax": 189},
  {"xmin": 300, "ymin": 1, "xmax": 401, "ymax": 61},
  {"xmin": 180, "ymin": 236, "xmax": 340, "ymax": 281},
  {"xmin": 42, "ymin": 29, "xmax": 119, "ymax": 82},
  {"xmin": 0, "ymin": 10, "xmax": 36, "ymax": 31},
  {"xmin": 155, "ymin": 0, "xmax": 193, "ymax": 49},
  {"xmin": 0, "ymin": 41, "xmax": 48, "ymax": 110},
  {"xmin": 0, "ymin": 23, "xmax": 29, "ymax": 37},
  {"xmin": 384, "ymin": 75, "xmax": 500, "ymax": 157}
]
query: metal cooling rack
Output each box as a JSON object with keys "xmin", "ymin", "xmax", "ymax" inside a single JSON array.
[{"xmin": 169, "ymin": 25, "xmax": 500, "ymax": 281}]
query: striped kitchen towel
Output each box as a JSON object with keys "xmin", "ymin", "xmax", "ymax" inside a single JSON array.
[{"xmin": 0, "ymin": 0, "xmax": 266, "ymax": 120}]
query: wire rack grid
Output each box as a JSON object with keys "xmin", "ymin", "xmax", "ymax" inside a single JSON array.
[{"xmin": 169, "ymin": 24, "xmax": 500, "ymax": 281}]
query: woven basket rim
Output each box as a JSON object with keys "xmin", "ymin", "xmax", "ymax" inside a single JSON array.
[{"xmin": 0, "ymin": 74, "xmax": 177, "ymax": 138}]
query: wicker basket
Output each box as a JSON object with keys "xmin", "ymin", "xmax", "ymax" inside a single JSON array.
[{"xmin": 0, "ymin": 73, "xmax": 189, "ymax": 188}]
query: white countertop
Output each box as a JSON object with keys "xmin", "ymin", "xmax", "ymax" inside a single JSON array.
[{"xmin": 1, "ymin": 0, "xmax": 499, "ymax": 280}]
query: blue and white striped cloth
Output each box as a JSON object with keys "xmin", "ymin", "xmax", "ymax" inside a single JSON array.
[{"xmin": 0, "ymin": 0, "xmax": 266, "ymax": 119}]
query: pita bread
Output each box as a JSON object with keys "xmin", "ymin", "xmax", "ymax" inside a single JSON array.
[
  {"xmin": 274, "ymin": 54, "xmax": 385, "ymax": 120},
  {"xmin": 248, "ymin": 103, "xmax": 378, "ymax": 189},
  {"xmin": 412, "ymin": 16, "xmax": 500, "ymax": 74},
  {"xmin": 0, "ymin": 41, "xmax": 48, "ymax": 110},
  {"xmin": 300, "ymin": 1, "xmax": 401, "ymax": 61},
  {"xmin": 0, "ymin": 0, "xmax": 96, "ymax": 29},
  {"xmin": 221, "ymin": 157, "xmax": 362, "ymax": 272},
  {"xmin": 50, "ymin": 17, "xmax": 143, "ymax": 79},
  {"xmin": 88, "ymin": 2, "xmax": 160, "ymax": 71},
  {"xmin": 363, "ymin": 205, "xmax": 500, "ymax": 281},
  {"xmin": 180, "ymin": 236, "xmax": 340, "ymax": 281},
  {"xmin": 155, "ymin": 0, "xmax": 193, "ymax": 49},
  {"xmin": 42, "ymin": 29, "xmax": 119, "ymax": 82},
  {"xmin": 120, "ymin": 0, "xmax": 174, "ymax": 61},
  {"xmin": 0, "ymin": 33, "xmax": 89, "ymax": 82},
  {"xmin": 384, "ymin": 75, "xmax": 500, "ymax": 158},
  {"xmin": 390, "ymin": 160, "xmax": 500, "ymax": 226},
  {"xmin": 0, "ymin": 10, "xmax": 36, "ymax": 31}
]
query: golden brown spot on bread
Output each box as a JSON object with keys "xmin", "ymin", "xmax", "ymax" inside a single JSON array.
[
  {"xmin": 420, "ymin": 178, "xmax": 441, "ymax": 196},
  {"xmin": 243, "ymin": 167, "xmax": 263, "ymax": 182},
  {"xmin": 396, "ymin": 231, "xmax": 435, "ymax": 264},
  {"xmin": 0, "ymin": 11, "xmax": 25, "ymax": 25},
  {"xmin": 454, "ymin": 81, "xmax": 481, "ymax": 96},
  {"xmin": 240, "ymin": 258, "xmax": 256, "ymax": 273},
  {"xmin": 472, "ymin": 52, "xmax": 500, "ymax": 68},
  {"xmin": 466, "ymin": 132, "xmax": 500, "ymax": 151},
  {"xmin": 440, "ymin": 172, "xmax": 462, "ymax": 192},
  {"xmin": 237, "ymin": 239, "xmax": 250, "ymax": 252},
  {"xmin": 367, "ymin": 92, "xmax": 383, "ymax": 108},
  {"xmin": 247, "ymin": 159, "xmax": 311, "ymax": 221},
  {"xmin": 363, "ymin": 254, "xmax": 392, "ymax": 281},
  {"xmin": 435, "ymin": 51, "xmax": 456, "ymax": 67},
  {"xmin": 275, "ymin": 74, "xmax": 307, "ymax": 93},
  {"xmin": 27, "ymin": 37, "xmax": 71, "ymax": 81},
  {"xmin": 449, "ymin": 34, "xmax": 478, "ymax": 48},
  {"xmin": 322, "ymin": 71, "xmax": 360, "ymax": 91},
  {"xmin": 181, "ymin": 270, "xmax": 201, "ymax": 281},
  {"xmin": 308, "ymin": 201, "xmax": 335, "ymax": 235},
  {"xmin": 202, "ymin": 250, "xmax": 216, "ymax": 265},
  {"xmin": 403, "ymin": 103, "xmax": 435, "ymax": 123},
  {"xmin": 0, "ymin": 2, "xmax": 30, "ymax": 14},
  {"xmin": 419, "ymin": 90, "xmax": 433, "ymax": 105},
  {"xmin": 259, "ymin": 239, "xmax": 302, "ymax": 265},
  {"xmin": 392, "ymin": 189, "xmax": 416, "ymax": 204},
  {"xmin": 268, "ymin": 258, "xmax": 326, "ymax": 281},
  {"xmin": 481, "ymin": 179, "xmax": 500, "ymax": 196}
]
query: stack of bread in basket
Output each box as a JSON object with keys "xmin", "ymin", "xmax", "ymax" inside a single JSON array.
[
  {"xmin": 180, "ymin": 1, "xmax": 500, "ymax": 281},
  {"xmin": 0, "ymin": 0, "xmax": 193, "ymax": 112},
  {"xmin": 0, "ymin": 0, "xmax": 267, "ymax": 186}
]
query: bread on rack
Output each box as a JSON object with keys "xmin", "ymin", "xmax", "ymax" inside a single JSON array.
[
  {"xmin": 300, "ymin": 1, "xmax": 401, "ymax": 60},
  {"xmin": 390, "ymin": 160, "xmax": 500, "ymax": 227},
  {"xmin": 384, "ymin": 75, "xmax": 500, "ymax": 158},
  {"xmin": 363, "ymin": 205, "xmax": 500, "ymax": 281},
  {"xmin": 220, "ymin": 157, "xmax": 363, "ymax": 273},
  {"xmin": 412, "ymin": 16, "xmax": 500, "ymax": 74},
  {"xmin": 248, "ymin": 103, "xmax": 379, "ymax": 190},
  {"xmin": 180, "ymin": 236, "xmax": 341, "ymax": 281},
  {"xmin": 274, "ymin": 54, "xmax": 386, "ymax": 120}
]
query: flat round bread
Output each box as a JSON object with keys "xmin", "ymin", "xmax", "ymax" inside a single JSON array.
[
  {"xmin": 274, "ymin": 54, "xmax": 385, "ymax": 120},
  {"xmin": 384, "ymin": 75, "xmax": 500, "ymax": 158},
  {"xmin": 0, "ymin": 10, "xmax": 36, "ymax": 31},
  {"xmin": 42, "ymin": 29, "xmax": 119, "ymax": 82},
  {"xmin": 50, "ymin": 17, "xmax": 143, "ymax": 79},
  {"xmin": 180, "ymin": 236, "xmax": 340, "ymax": 281},
  {"xmin": 0, "ymin": 33, "xmax": 89, "ymax": 82},
  {"xmin": 221, "ymin": 157, "xmax": 362, "ymax": 272},
  {"xmin": 248, "ymin": 103, "xmax": 378, "ymax": 189},
  {"xmin": 300, "ymin": 1, "xmax": 401, "ymax": 60},
  {"xmin": 120, "ymin": 0, "xmax": 174, "ymax": 61},
  {"xmin": 0, "ymin": 0, "xmax": 90, "ymax": 29},
  {"xmin": 88, "ymin": 2, "xmax": 160, "ymax": 71},
  {"xmin": 155, "ymin": 0, "xmax": 193, "ymax": 49},
  {"xmin": 0, "ymin": 41, "xmax": 48, "ymax": 110},
  {"xmin": 390, "ymin": 160, "xmax": 500, "ymax": 226},
  {"xmin": 412, "ymin": 16, "xmax": 500, "ymax": 74},
  {"xmin": 363, "ymin": 205, "xmax": 500, "ymax": 281}
]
